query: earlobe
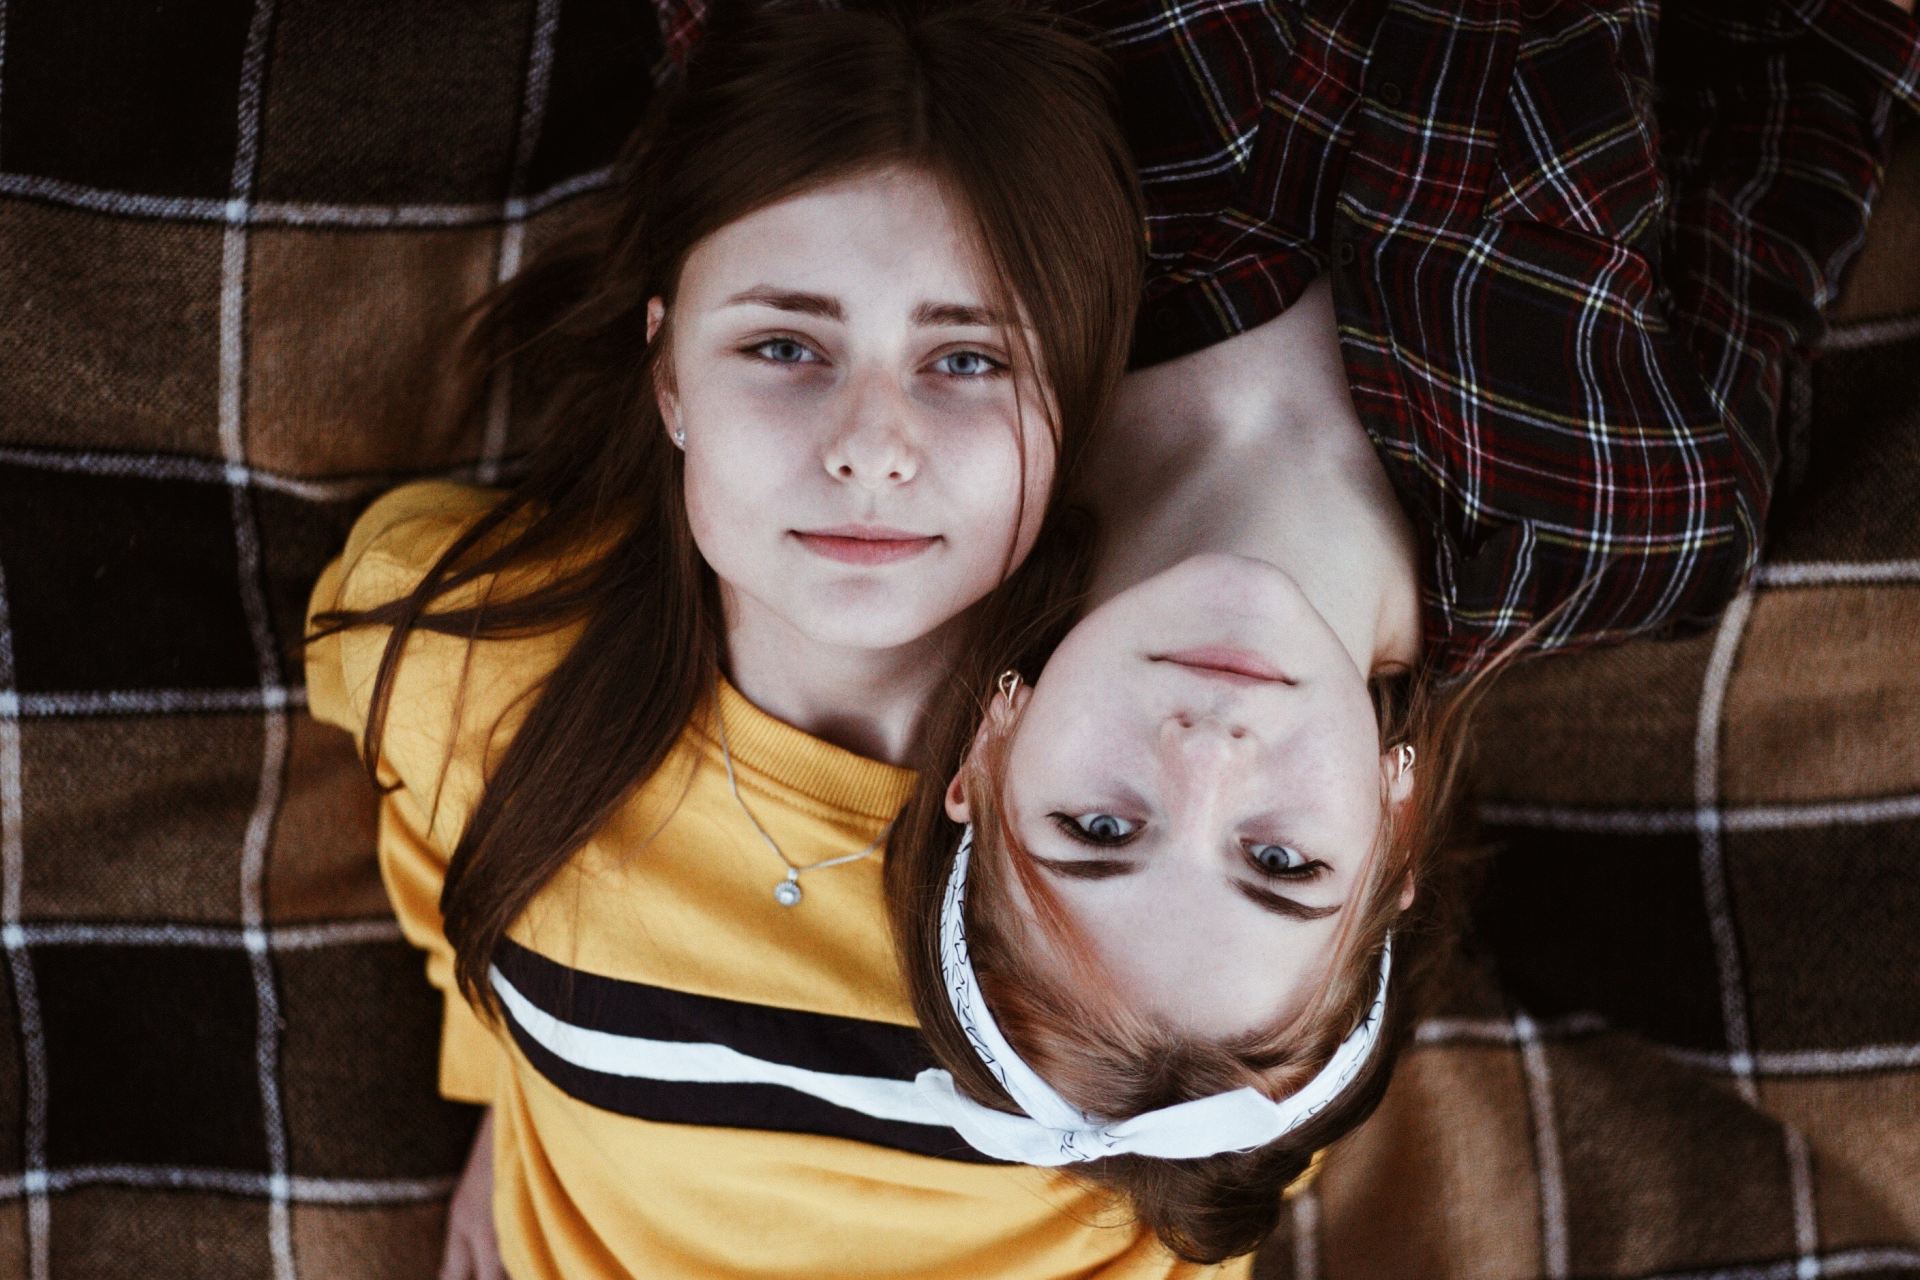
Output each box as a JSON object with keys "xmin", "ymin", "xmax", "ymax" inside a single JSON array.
[
  {"xmin": 1385, "ymin": 744, "xmax": 1417, "ymax": 912},
  {"xmin": 646, "ymin": 298, "xmax": 683, "ymax": 445},
  {"xmin": 1386, "ymin": 741, "xmax": 1416, "ymax": 808},
  {"xmin": 944, "ymin": 683, "xmax": 1030, "ymax": 824},
  {"xmin": 995, "ymin": 682, "xmax": 1034, "ymax": 721},
  {"xmin": 944, "ymin": 770, "xmax": 971, "ymax": 824},
  {"xmin": 660, "ymin": 390, "xmax": 684, "ymax": 447}
]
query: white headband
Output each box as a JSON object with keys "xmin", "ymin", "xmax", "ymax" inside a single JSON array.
[{"xmin": 911, "ymin": 825, "xmax": 1393, "ymax": 1166}]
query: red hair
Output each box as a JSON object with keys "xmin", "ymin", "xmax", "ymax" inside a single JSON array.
[{"xmin": 888, "ymin": 658, "xmax": 1513, "ymax": 1262}]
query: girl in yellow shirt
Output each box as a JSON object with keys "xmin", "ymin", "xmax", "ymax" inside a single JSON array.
[{"xmin": 298, "ymin": 3, "xmax": 1268, "ymax": 1276}]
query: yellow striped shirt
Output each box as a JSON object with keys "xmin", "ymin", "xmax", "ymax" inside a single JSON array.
[{"xmin": 304, "ymin": 479, "xmax": 1259, "ymax": 1279}]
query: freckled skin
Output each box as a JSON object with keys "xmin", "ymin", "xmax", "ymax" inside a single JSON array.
[
  {"xmin": 950, "ymin": 554, "xmax": 1413, "ymax": 1039},
  {"xmin": 656, "ymin": 167, "xmax": 1056, "ymax": 660}
]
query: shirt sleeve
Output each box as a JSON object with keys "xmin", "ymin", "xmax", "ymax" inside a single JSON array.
[
  {"xmin": 303, "ymin": 483, "xmax": 504, "ymax": 1106},
  {"xmin": 1653, "ymin": 0, "xmax": 1920, "ymax": 554}
]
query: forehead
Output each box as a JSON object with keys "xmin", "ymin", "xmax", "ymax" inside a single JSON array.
[
  {"xmin": 1000, "ymin": 840, "xmax": 1340, "ymax": 1040},
  {"xmin": 676, "ymin": 166, "xmax": 995, "ymax": 307}
]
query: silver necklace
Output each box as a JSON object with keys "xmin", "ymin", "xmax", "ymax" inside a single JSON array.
[{"xmin": 714, "ymin": 707, "xmax": 893, "ymax": 907}]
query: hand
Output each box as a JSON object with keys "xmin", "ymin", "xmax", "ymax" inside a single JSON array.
[{"xmin": 440, "ymin": 1109, "xmax": 504, "ymax": 1280}]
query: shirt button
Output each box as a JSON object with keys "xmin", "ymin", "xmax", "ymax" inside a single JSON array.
[
  {"xmin": 1335, "ymin": 240, "xmax": 1357, "ymax": 267},
  {"xmin": 1379, "ymin": 81, "xmax": 1404, "ymax": 107}
]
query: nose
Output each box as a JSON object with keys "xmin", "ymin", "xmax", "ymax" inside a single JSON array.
[
  {"xmin": 823, "ymin": 368, "xmax": 919, "ymax": 489},
  {"xmin": 1158, "ymin": 710, "xmax": 1253, "ymax": 773},
  {"xmin": 1151, "ymin": 712, "xmax": 1254, "ymax": 861}
]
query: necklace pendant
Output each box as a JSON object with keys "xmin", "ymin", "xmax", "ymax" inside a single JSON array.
[{"xmin": 773, "ymin": 876, "xmax": 803, "ymax": 908}]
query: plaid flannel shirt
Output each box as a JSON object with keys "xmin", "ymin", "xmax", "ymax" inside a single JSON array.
[
  {"xmin": 1098, "ymin": 0, "xmax": 1920, "ymax": 675},
  {"xmin": 663, "ymin": 0, "xmax": 1920, "ymax": 676}
]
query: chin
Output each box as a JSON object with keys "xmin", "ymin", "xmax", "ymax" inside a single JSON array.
[
  {"xmin": 794, "ymin": 606, "xmax": 955, "ymax": 652},
  {"xmin": 1172, "ymin": 551, "xmax": 1299, "ymax": 597}
]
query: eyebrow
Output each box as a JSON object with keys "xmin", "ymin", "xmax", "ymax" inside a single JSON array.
[
  {"xmin": 721, "ymin": 288, "xmax": 1007, "ymax": 329},
  {"xmin": 1232, "ymin": 881, "xmax": 1343, "ymax": 922},
  {"xmin": 1029, "ymin": 853, "xmax": 1345, "ymax": 921},
  {"xmin": 724, "ymin": 288, "xmax": 843, "ymax": 320},
  {"xmin": 911, "ymin": 301, "xmax": 1006, "ymax": 328},
  {"xmin": 1029, "ymin": 854, "xmax": 1136, "ymax": 881}
]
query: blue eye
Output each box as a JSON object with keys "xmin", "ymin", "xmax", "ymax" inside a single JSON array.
[
  {"xmin": 933, "ymin": 350, "xmax": 1005, "ymax": 378},
  {"xmin": 1247, "ymin": 842, "xmax": 1311, "ymax": 876},
  {"xmin": 1050, "ymin": 812, "xmax": 1141, "ymax": 845},
  {"xmin": 751, "ymin": 338, "xmax": 819, "ymax": 365}
]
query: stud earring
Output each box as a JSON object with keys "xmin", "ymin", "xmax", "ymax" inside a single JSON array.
[
  {"xmin": 673, "ymin": 428, "xmax": 686, "ymax": 447},
  {"xmin": 997, "ymin": 670, "xmax": 1022, "ymax": 707},
  {"xmin": 1395, "ymin": 743, "xmax": 1416, "ymax": 773}
]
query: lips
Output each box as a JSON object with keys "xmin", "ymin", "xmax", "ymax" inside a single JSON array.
[
  {"xmin": 792, "ymin": 526, "xmax": 940, "ymax": 566},
  {"xmin": 1150, "ymin": 646, "xmax": 1296, "ymax": 685}
]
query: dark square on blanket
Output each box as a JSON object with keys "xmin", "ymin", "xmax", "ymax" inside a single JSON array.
[
  {"xmin": 0, "ymin": 961, "xmax": 21, "ymax": 1178},
  {"xmin": 0, "ymin": 202, "xmax": 225, "ymax": 456},
  {"xmin": 277, "ymin": 941, "xmax": 479, "ymax": 1181},
  {"xmin": 1471, "ymin": 826, "xmax": 1728, "ymax": 1050},
  {"xmin": 1727, "ymin": 818, "xmax": 1920, "ymax": 1052},
  {"xmin": 0, "ymin": 466, "xmax": 260, "ymax": 692},
  {"xmin": 1420, "ymin": 945, "xmax": 1524, "ymax": 1023},
  {"xmin": 17, "ymin": 714, "xmax": 261, "ymax": 922},
  {"xmin": 252, "ymin": 0, "xmax": 536, "ymax": 206},
  {"xmin": 1768, "ymin": 337, "xmax": 1920, "ymax": 564},
  {"xmin": 523, "ymin": 0, "xmax": 670, "ymax": 192},
  {"xmin": 253, "ymin": 486, "xmax": 388, "ymax": 677},
  {"xmin": 0, "ymin": 0, "xmax": 256, "ymax": 199},
  {"xmin": 35, "ymin": 943, "xmax": 268, "ymax": 1171}
]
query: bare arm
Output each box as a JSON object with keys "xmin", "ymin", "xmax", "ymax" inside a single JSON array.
[{"xmin": 440, "ymin": 1109, "xmax": 503, "ymax": 1280}]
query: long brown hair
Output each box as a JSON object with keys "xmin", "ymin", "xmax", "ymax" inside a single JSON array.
[
  {"xmin": 888, "ymin": 658, "xmax": 1513, "ymax": 1263},
  {"xmin": 306, "ymin": 0, "xmax": 1144, "ymax": 1012}
]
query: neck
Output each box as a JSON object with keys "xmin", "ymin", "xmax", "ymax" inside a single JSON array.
[
  {"xmin": 1079, "ymin": 279, "xmax": 1422, "ymax": 675},
  {"xmin": 719, "ymin": 592, "xmax": 947, "ymax": 766}
]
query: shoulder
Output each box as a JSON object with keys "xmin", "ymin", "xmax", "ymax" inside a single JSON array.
[
  {"xmin": 303, "ymin": 479, "xmax": 580, "ymax": 826},
  {"xmin": 305, "ymin": 479, "xmax": 508, "ymax": 672},
  {"xmin": 327, "ymin": 479, "xmax": 508, "ymax": 608}
]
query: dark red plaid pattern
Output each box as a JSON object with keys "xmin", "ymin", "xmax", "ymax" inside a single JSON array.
[{"xmin": 1078, "ymin": 0, "xmax": 1920, "ymax": 676}]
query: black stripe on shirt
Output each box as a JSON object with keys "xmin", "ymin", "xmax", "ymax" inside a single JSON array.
[
  {"xmin": 494, "ymin": 938, "xmax": 937, "ymax": 1078},
  {"xmin": 492, "ymin": 938, "xmax": 1001, "ymax": 1164},
  {"xmin": 499, "ymin": 1014, "xmax": 997, "ymax": 1163}
]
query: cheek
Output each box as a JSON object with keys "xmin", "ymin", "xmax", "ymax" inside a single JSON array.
[
  {"xmin": 680, "ymin": 466, "xmax": 739, "ymax": 588},
  {"xmin": 1281, "ymin": 709, "xmax": 1389, "ymax": 851},
  {"xmin": 678, "ymin": 381, "xmax": 808, "ymax": 518},
  {"xmin": 935, "ymin": 412, "xmax": 1057, "ymax": 552},
  {"xmin": 680, "ymin": 429, "xmax": 784, "ymax": 584}
]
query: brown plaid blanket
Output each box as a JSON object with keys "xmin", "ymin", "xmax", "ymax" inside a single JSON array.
[{"xmin": 0, "ymin": 3, "xmax": 1913, "ymax": 1277}]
